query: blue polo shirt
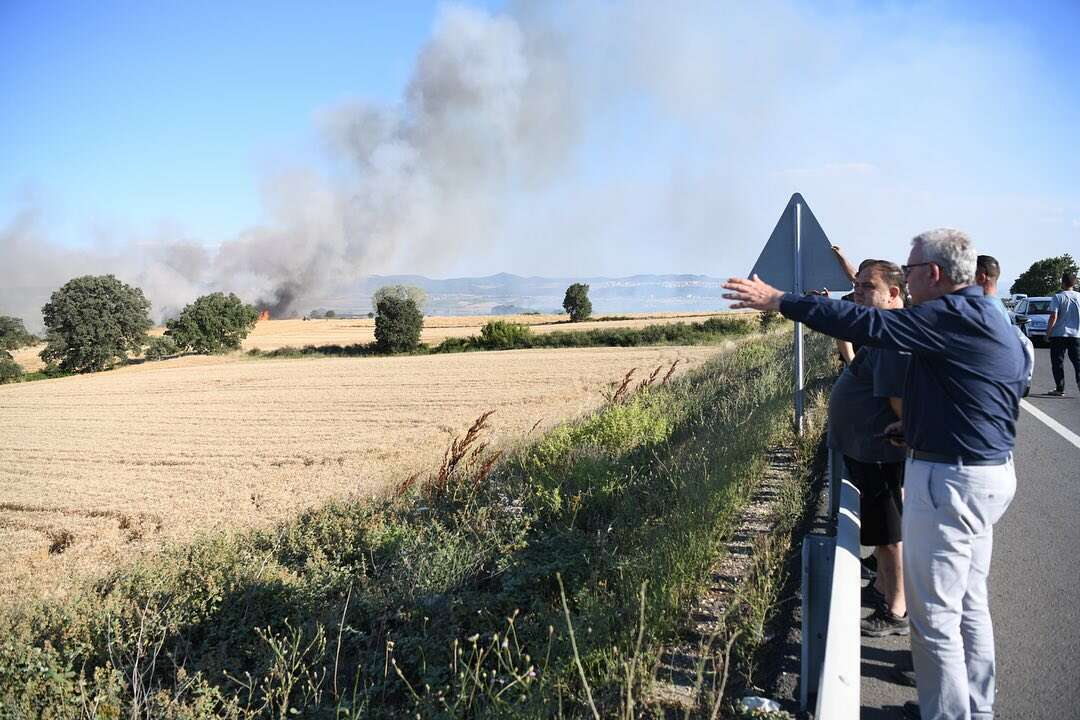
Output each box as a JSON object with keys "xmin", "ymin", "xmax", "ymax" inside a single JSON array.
[
  {"xmin": 827, "ymin": 346, "xmax": 910, "ymax": 463},
  {"xmin": 780, "ymin": 286, "xmax": 1026, "ymax": 460}
]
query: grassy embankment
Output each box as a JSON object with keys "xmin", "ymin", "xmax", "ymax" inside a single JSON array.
[
  {"xmin": 0, "ymin": 328, "xmax": 833, "ymax": 719},
  {"xmin": 248, "ymin": 316, "xmax": 756, "ymax": 359}
]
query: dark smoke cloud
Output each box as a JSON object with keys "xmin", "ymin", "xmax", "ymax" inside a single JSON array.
[
  {"xmin": 256, "ymin": 283, "xmax": 299, "ymax": 318},
  {"xmin": 208, "ymin": 3, "xmax": 582, "ymax": 316}
]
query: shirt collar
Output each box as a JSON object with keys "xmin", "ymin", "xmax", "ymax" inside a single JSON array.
[{"xmin": 951, "ymin": 285, "xmax": 985, "ymax": 298}]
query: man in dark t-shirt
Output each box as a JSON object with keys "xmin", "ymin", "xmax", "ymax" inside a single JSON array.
[{"xmin": 827, "ymin": 260, "xmax": 911, "ymax": 636}]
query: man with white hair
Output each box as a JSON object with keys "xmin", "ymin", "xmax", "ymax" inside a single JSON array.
[{"xmin": 723, "ymin": 229, "xmax": 1027, "ymax": 720}]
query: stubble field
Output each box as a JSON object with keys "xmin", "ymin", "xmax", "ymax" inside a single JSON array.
[
  {"xmin": 240, "ymin": 311, "xmax": 731, "ymax": 351},
  {"xmin": 0, "ymin": 343, "xmax": 725, "ymax": 603}
]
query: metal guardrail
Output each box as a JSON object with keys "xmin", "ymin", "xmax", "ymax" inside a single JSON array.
[{"xmin": 801, "ymin": 448, "xmax": 861, "ymax": 717}]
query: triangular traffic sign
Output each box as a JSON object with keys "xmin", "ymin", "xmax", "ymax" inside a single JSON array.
[{"xmin": 749, "ymin": 193, "xmax": 851, "ymax": 293}]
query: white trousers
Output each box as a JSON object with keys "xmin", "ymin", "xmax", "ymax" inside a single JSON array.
[{"xmin": 902, "ymin": 456, "xmax": 1016, "ymax": 720}]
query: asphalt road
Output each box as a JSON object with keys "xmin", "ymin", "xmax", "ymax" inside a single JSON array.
[
  {"xmin": 993, "ymin": 347, "xmax": 1080, "ymax": 719},
  {"xmin": 861, "ymin": 347, "xmax": 1080, "ymax": 718}
]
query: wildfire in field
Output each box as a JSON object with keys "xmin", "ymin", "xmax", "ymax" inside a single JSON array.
[{"xmin": 257, "ymin": 310, "xmax": 270, "ymax": 322}]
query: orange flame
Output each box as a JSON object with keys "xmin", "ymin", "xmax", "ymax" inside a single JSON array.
[{"xmin": 258, "ymin": 310, "xmax": 270, "ymax": 321}]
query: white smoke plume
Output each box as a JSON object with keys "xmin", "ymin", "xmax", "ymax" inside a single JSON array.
[
  {"xmin": 1, "ymin": 4, "xmax": 581, "ymax": 327},
  {"xmin": 1, "ymin": 1, "xmax": 1071, "ymax": 328}
]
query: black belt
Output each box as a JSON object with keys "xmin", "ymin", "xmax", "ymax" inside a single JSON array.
[{"xmin": 907, "ymin": 449, "xmax": 1009, "ymax": 467}]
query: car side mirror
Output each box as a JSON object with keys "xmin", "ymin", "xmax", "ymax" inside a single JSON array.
[{"xmin": 1014, "ymin": 316, "xmax": 1029, "ymax": 326}]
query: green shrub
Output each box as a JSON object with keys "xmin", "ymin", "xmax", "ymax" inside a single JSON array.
[
  {"xmin": 758, "ymin": 310, "xmax": 783, "ymax": 333},
  {"xmin": 165, "ymin": 292, "xmax": 258, "ymax": 354},
  {"xmin": 478, "ymin": 320, "xmax": 533, "ymax": 349},
  {"xmin": 0, "ymin": 316, "xmax": 35, "ymax": 352},
  {"xmin": 0, "ymin": 354, "xmax": 22, "ymax": 384},
  {"xmin": 144, "ymin": 335, "xmax": 179, "ymax": 361},
  {"xmin": 432, "ymin": 336, "xmax": 473, "ymax": 353},
  {"xmin": 374, "ymin": 296, "xmax": 423, "ymax": 353}
]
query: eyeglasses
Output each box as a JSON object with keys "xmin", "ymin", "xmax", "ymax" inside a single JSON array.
[{"xmin": 901, "ymin": 262, "xmax": 935, "ymax": 278}]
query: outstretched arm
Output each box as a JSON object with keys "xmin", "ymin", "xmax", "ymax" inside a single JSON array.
[{"xmin": 723, "ymin": 275, "xmax": 946, "ymax": 354}]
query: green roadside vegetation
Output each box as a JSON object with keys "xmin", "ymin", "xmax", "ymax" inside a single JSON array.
[
  {"xmin": 0, "ymin": 330, "xmax": 834, "ymax": 719},
  {"xmin": 249, "ymin": 315, "xmax": 757, "ymax": 360},
  {"xmin": 725, "ymin": 388, "xmax": 829, "ymax": 703}
]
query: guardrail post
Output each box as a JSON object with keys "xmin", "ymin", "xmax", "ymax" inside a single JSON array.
[
  {"xmin": 801, "ymin": 446, "xmax": 861, "ymax": 716},
  {"xmin": 800, "ymin": 534, "xmax": 833, "ymax": 709},
  {"xmin": 815, "ymin": 475, "xmax": 862, "ymax": 717}
]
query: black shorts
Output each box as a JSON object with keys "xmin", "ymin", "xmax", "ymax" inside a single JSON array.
[{"xmin": 843, "ymin": 456, "xmax": 904, "ymax": 546}]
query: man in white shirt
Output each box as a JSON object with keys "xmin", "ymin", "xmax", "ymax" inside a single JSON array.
[{"xmin": 1046, "ymin": 271, "xmax": 1080, "ymax": 396}]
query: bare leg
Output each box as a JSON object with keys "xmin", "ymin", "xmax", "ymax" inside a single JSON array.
[{"xmin": 878, "ymin": 542, "xmax": 906, "ymax": 616}]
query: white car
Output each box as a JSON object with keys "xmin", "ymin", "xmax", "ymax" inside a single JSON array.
[{"xmin": 1013, "ymin": 296, "xmax": 1053, "ymax": 345}]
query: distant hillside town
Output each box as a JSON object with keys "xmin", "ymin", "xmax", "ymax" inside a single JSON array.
[{"xmin": 314, "ymin": 273, "xmax": 732, "ymax": 317}]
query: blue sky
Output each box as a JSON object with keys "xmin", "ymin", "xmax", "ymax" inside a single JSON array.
[
  {"xmin": 1, "ymin": 1, "xmax": 457, "ymax": 242},
  {"xmin": 2, "ymin": 0, "xmax": 1078, "ymax": 304}
]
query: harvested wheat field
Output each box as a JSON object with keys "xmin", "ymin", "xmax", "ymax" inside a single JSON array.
[
  {"xmin": 239, "ymin": 311, "xmax": 734, "ymax": 352},
  {"xmin": 0, "ymin": 344, "xmax": 725, "ymax": 603}
]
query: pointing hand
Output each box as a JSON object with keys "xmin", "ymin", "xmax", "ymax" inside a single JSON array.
[{"xmin": 722, "ymin": 275, "xmax": 785, "ymax": 311}]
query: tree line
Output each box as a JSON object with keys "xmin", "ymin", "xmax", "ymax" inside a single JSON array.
[
  {"xmin": 0, "ymin": 276, "xmax": 600, "ymax": 382},
  {"xmin": 3, "ymin": 253, "xmax": 1073, "ymax": 384}
]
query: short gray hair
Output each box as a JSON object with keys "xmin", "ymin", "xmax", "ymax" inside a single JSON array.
[{"xmin": 911, "ymin": 228, "xmax": 977, "ymax": 284}]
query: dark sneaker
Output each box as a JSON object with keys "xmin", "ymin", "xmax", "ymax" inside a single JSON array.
[
  {"xmin": 861, "ymin": 582, "xmax": 885, "ymax": 608},
  {"xmin": 861, "ymin": 608, "xmax": 909, "ymax": 637},
  {"xmin": 1048, "ymin": 388, "xmax": 1065, "ymax": 396}
]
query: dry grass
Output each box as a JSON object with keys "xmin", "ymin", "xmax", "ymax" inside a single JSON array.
[
  {"xmin": 8, "ymin": 344, "xmax": 46, "ymax": 373},
  {"xmin": 0, "ymin": 344, "xmax": 724, "ymax": 603}
]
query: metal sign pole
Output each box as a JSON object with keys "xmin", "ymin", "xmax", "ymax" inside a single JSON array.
[
  {"xmin": 750, "ymin": 193, "xmax": 845, "ymax": 436},
  {"xmin": 794, "ymin": 202, "xmax": 805, "ymax": 435}
]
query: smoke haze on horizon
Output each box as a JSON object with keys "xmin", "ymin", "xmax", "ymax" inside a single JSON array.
[{"xmin": 2, "ymin": 1, "xmax": 1077, "ymax": 327}]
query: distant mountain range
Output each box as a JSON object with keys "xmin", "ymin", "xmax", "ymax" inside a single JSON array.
[
  {"xmin": 314, "ymin": 273, "xmax": 734, "ymax": 316},
  {"xmin": 1, "ymin": 273, "xmax": 737, "ymax": 328}
]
